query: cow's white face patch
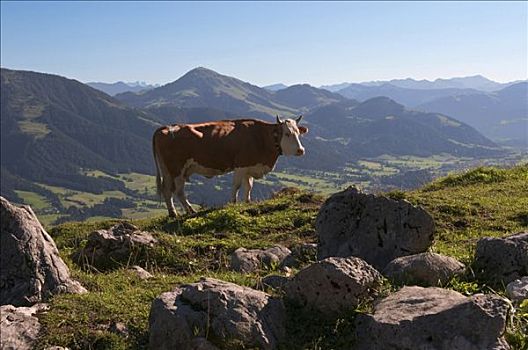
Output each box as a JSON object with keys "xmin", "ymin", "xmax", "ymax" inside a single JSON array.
[{"xmin": 280, "ymin": 119, "xmax": 307, "ymax": 156}]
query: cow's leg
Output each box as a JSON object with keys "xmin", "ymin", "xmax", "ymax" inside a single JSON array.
[
  {"xmin": 242, "ymin": 176, "xmax": 254, "ymax": 202},
  {"xmin": 162, "ymin": 177, "xmax": 177, "ymax": 218},
  {"xmin": 232, "ymin": 169, "xmax": 244, "ymax": 203},
  {"xmin": 174, "ymin": 176, "xmax": 196, "ymax": 214}
]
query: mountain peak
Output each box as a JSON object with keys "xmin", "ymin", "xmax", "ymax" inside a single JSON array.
[{"xmin": 353, "ymin": 96, "xmax": 405, "ymax": 118}]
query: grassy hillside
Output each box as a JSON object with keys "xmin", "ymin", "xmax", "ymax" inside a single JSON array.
[{"xmin": 35, "ymin": 165, "xmax": 528, "ymax": 349}]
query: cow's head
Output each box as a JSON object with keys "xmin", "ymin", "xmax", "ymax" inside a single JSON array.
[{"xmin": 276, "ymin": 115, "xmax": 308, "ymax": 156}]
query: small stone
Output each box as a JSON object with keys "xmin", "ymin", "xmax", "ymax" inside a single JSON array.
[{"xmin": 506, "ymin": 276, "xmax": 528, "ymax": 303}]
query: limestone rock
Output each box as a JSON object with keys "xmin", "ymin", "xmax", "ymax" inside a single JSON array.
[
  {"xmin": 230, "ymin": 245, "xmax": 291, "ymax": 273},
  {"xmin": 281, "ymin": 243, "xmax": 317, "ymax": 268},
  {"xmin": 149, "ymin": 278, "xmax": 286, "ymax": 350},
  {"xmin": 284, "ymin": 257, "xmax": 382, "ymax": 316},
  {"xmin": 261, "ymin": 275, "xmax": 289, "ymax": 290},
  {"xmin": 0, "ymin": 197, "xmax": 86, "ymax": 306},
  {"xmin": 316, "ymin": 187, "xmax": 435, "ymax": 270},
  {"xmin": 506, "ymin": 276, "xmax": 528, "ymax": 303},
  {"xmin": 72, "ymin": 222, "xmax": 157, "ymax": 270},
  {"xmin": 0, "ymin": 303, "xmax": 48, "ymax": 350},
  {"xmin": 473, "ymin": 232, "xmax": 528, "ymax": 285},
  {"xmin": 129, "ymin": 265, "xmax": 153, "ymax": 280},
  {"xmin": 354, "ymin": 286, "xmax": 510, "ymax": 350},
  {"xmin": 383, "ymin": 252, "xmax": 465, "ymax": 286}
]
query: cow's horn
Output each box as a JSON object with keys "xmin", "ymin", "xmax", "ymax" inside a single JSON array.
[
  {"xmin": 296, "ymin": 115, "xmax": 303, "ymax": 123},
  {"xmin": 276, "ymin": 115, "xmax": 282, "ymax": 124}
]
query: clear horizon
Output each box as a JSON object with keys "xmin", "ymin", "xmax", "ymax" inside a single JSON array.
[{"xmin": 1, "ymin": 1, "xmax": 527, "ymax": 86}]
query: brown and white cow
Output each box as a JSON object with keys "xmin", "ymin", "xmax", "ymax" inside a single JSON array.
[{"xmin": 152, "ymin": 116, "xmax": 308, "ymax": 217}]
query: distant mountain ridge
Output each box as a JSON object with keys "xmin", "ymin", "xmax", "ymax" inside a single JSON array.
[
  {"xmin": 322, "ymin": 75, "xmax": 523, "ymax": 93},
  {"xmin": 263, "ymin": 83, "xmax": 288, "ymax": 91},
  {"xmin": 87, "ymin": 81, "xmax": 159, "ymax": 96},
  {"xmin": 336, "ymin": 83, "xmax": 481, "ymax": 108},
  {"xmin": 418, "ymin": 82, "xmax": 528, "ymax": 146}
]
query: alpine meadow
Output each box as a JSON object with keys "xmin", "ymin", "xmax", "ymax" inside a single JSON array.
[{"xmin": 1, "ymin": 2, "xmax": 527, "ymax": 350}]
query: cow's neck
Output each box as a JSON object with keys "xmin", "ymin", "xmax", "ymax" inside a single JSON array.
[{"xmin": 272, "ymin": 124, "xmax": 283, "ymax": 156}]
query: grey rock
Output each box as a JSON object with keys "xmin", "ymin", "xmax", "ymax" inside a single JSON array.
[
  {"xmin": 474, "ymin": 232, "xmax": 528, "ymax": 285},
  {"xmin": 149, "ymin": 278, "xmax": 286, "ymax": 350},
  {"xmin": 230, "ymin": 245, "xmax": 291, "ymax": 273},
  {"xmin": 281, "ymin": 243, "xmax": 317, "ymax": 268},
  {"xmin": 383, "ymin": 252, "xmax": 466, "ymax": 286},
  {"xmin": 0, "ymin": 197, "xmax": 86, "ymax": 306},
  {"xmin": 72, "ymin": 222, "xmax": 157, "ymax": 270},
  {"xmin": 284, "ymin": 257, "xmax": 382, "ymax": 316},
  {"xmin": 506, "ymin": 276, "xmax": 528, "ymax": 303},
  {"xmin": 129, "ymin": 265, "xmax": 153, "ymax": 279},
  {"xmin": 261, "ymin": 275, "xmax": 289, "ymax": 290},
  {"xmin": 109, "ymin": 321, "xmax": 129, "ymax": 337},
  {"xmin": 354, "ymin": 286, "xmax": 510, "ymax": 350},
  {"xmin": 0, "ymin": 303, "xmax": 48, "ymax": 350},
  {"xmin": 316, "ymin": 187, "xmax": 435, "ymax": 270}
]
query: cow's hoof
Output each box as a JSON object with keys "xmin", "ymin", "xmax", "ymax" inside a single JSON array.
[{"xmin": 168, "ymin": 212, "xmax": 178, "ymax": 218}]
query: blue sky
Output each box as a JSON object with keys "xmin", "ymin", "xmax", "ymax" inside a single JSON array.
[{"xmin": 1, "ymin": 1, "xmax": 527, "ymax": 86}]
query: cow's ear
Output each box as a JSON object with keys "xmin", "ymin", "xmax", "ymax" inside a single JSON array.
[{"xmin": 298, "ymin": 126, "xmax": 308, "ymax": 134}]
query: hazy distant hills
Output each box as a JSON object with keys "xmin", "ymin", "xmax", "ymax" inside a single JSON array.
[
  {"xmin": 336, "ymin": 83, "xmax": 481, "ymax": 108},
  {"xmin": 0, "ymin": 68, "xmax": 160, "ymax": 200},
  {"xmin": 323, "ymin": 75, "xmax": 521, "ymax": 93},
  {"xmin": 418, "ymin": 82, "xmax": 528, "ymax": 145},
  {"xmin": 87, "ymin": 81, "xmax": 159, "ymax": 96}
]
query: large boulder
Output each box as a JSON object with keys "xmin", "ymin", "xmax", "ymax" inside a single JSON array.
[
  {"xmin": 0, "ymin": 197, "xmax": 86, "ymax": 306},
  {"xmin": 316, "ymin": 187, "xmax": 435, "ymax": 270},
  {"xmin": 72, "ymin": 222, "xmax": 157, "ymax": 270},
  {"xmin": 473, "ymin": 232, "xmax": 528, "ymax": 285},
  {"xmin": 354, "ymin": 286, "xmax": 510, "ymax": 350},
  {"xmin": 284, "ymin": 257, "xmax": 382, "ymax": 317},
  {"xmin": 383, "ymin": 252, "xmax": 465, "ymax": 286},
  {"xmin": 230, "ymin": 245, "xmax": 291, "ymax": 273},
  {"xmin": 0, "ymin": 303, "xmax": 48, "ymax": 350},
  {"xmin": 149, "ymin": 277, "xmax": 286, "ymax": 350}
]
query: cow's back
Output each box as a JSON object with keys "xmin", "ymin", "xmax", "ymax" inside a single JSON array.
[{"xmin": 154, "ymin": 119, "xmax": 279, "ymax": 178}]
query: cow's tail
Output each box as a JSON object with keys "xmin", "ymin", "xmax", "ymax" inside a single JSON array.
[{"xmin": 152, "ymin": 129, "xmax": 162, "ymax": 199}]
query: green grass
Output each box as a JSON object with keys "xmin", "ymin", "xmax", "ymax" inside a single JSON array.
[
  {"xmin": 14, "ymin": 190, "xmax": 51, "ymax": 211},
  {"xmin": 31, "ymin": 165, "xmax": 528, "ymax": 349}
]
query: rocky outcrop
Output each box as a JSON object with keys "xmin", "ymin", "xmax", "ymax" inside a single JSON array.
[
  {"xmin": 382, "ymin": 252, "xmax": 465, "ymax": 286},
  {"xmin": 230, "ymin": 245, "xmax": 291, "ymax": 273},
  {"xmin": 72, "ymin": 222, "xmax": 157, "ymax": 270},
  {"xmin": 506, "ymin": 277, "xmax": 528, "ymax": 303},
  {"xmin": 149, "ymin": 278, "xmax": 286, "ymax": 350},
  {"xmin": 473, "ymin": 232, "xmax": 528, "ymax": 285},
  {"xmin": 284, "ymin": 257, "xmax": 382, "ymax": 317},
  {"xmin": 354, "ymin": 286, "xmax": 510, "ymax": 350},
  {"xmin": 316, "ymin": 187, "xmax": 435, "ymax": 270},
  {"xmin": 0, "ymin": 303, "xmax": 48, "ymax": 350},
  {"xmin": 0, "ymin": 197, "xmax": 86, "ymax": 306}
]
